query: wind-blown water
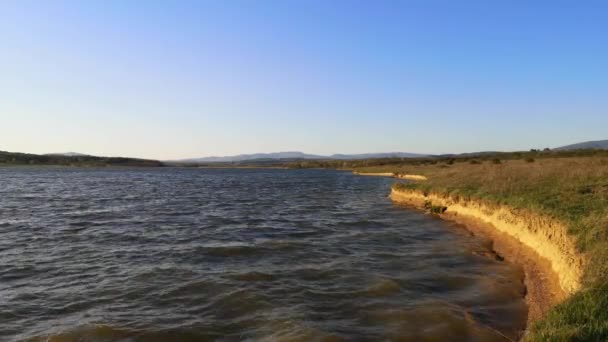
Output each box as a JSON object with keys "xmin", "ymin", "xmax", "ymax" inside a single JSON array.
[{"xmin": 0, "ymin": 168, "xmax": 526, "ymax": 341}]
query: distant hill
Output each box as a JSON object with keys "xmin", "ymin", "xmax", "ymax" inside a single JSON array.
[
  {"xmin": 45, "ymin": 152, "xmax": 91, "ymax": 157},
  {"xmin": 180, "ymin": 152, "xmax": 326, "ymax": 163},
  {"xmin": 554, "ymin": 139, "xmax": 608, "ymax": 151},
  {"xmin": 328, "ymin": 152, "xmax": 427, "ymax": 159},
  {"xmin": 436, "ymin": 151, "xmax": 502, "ymax": 158},
  {"xmin": 0, "ymin": 150, "xmax": 164, "ymax": 167},
  {"xmin": 177, "ymin": 151, "xmax": 428, "ymax": 163}
]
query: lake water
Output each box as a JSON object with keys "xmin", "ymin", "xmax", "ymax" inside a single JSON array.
[{"xmin": 0, "ymin": 167, "xmax": 527, "ymax": 341}]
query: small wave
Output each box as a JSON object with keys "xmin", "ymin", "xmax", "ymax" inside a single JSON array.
[
  {"xmin": 65, "ymin": 208, "xmax": 114, "ymax": 216},
  {"xmin": 28, "ymin": 324, "xmax": 221, "ymax": 342},
  {"xmin": 364, "ymin": 278, "xmax": 402, "ymax": 297},
  {"xmin": 257, "ymin": 319, "xmax": 347, "ymax": 342},
  {"xmin": 363, "ymin": 303, "xmax": 512, "ymax": 341},
  {"xmin": 257, "ymin": 239, "xmax": 309, "ymax": 251},
  {"xmin": 159, "ymin": 279, "xmax": 219, "ymax": 299},
  {"xmin": 472, "ymin": 249, "xmax": 505, "ymax": 261},
  {"xmin": 433, "ymin": 273, "xmax": 478, "ymax": 292},
  {"xmin": 285, "ymin": 230, "xmax": 320, "ymax": 238},
  {"xmin": 284, "ymin": 262, "xmax": 345, "ymax": 281},
  {"xmin": 229, "ymin": 271, "xmax": 275, "ymax": 282},
  {"xmin": 0, "ymin": 218, "xmax": 31, "ymax": 226},
  {"xmin": 343, "ymin": 219, "xmax": 391, "ymax": 229},
  {"xmin": 197, "ymin": 240, "xmax": 309, "ymax": 257},
  {"xmin": 209, "ymin": 289, "xmax": 273, "ymax": 320},
  {"xmin": 204, "ymin": 245, "xmax": 260, "ymax": 257}
]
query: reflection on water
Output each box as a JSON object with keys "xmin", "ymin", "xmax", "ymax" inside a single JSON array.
[{"xmin": 0, "ymin": 168, "xmax": 526, "ymax": 341}]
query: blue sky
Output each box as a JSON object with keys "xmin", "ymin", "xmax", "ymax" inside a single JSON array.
[{"xmin": 1, "ymin": 0, "xmax": 607, "ymax": 159}]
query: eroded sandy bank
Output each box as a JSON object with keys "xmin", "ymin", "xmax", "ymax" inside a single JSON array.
[
  {"xmin": 390, "ymin": 188, "xmax": 585, "ymax": 327},
  {"xmin": 353, "ymin": 171, "xmax": 428, "ymax": 180}
]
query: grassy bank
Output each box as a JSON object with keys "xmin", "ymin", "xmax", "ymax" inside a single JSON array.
[{"xmin": 356, "ymin": 157, "xmax": 608, "ymax": 341}]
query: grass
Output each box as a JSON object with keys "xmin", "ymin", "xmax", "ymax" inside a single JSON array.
[{"xmin": 355, "ymin": 156, "xmax": 608, "ymax": 341}]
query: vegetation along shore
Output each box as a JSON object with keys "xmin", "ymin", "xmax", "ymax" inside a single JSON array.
[{"xmin": 354, "ymin": 155, "xmax": 608, "ymax": 341}]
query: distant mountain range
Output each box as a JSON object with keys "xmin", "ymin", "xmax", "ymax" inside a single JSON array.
[
  {"xmin": 176, "ymin": 151, "xmax": 428, "ymax": 163},
  {"xmin": 554, "ymin": 139, "xmax": 608, "ymax": 151},
  {"xmin": 180, "ymin": 152, "xmax": 325, "ymax": 162},
  {"xmin": 175, "ymin": 140, "xmax": 608, "ymax": 163},
  {"xmin": 42, "ymin": 138, "xmax": 608, "ymax": 164},
  {"xmin": 328, "ymin": 152, "xmax": 428, "ymax": 159}
]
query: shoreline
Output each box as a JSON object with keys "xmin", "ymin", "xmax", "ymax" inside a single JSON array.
[
  {"xmin": 389, "ymin": 187, "xmax": 585, "ymax": 335},
  {"xmin": 195, "ymin": 166, "xmax": 289, "ymax": 169},
  {"xmin": 353, "ymin": 171, "xmax": 428, "ymax": 180}
]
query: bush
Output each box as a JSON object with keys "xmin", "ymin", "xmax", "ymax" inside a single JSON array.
[
  {"xmin": 469, "ymin": 160, "xmax": 482, "ymax": 164},
  {"xmin": 423, "ymin": 200, "xmax": 447, "ymax": 214},
  {"xmin": 525, "ymin": 158, "xmax": 535, "ymax": 163},
  {"xmin": 492, "ymin": 158, "xmax": 502, "ymax": 164},
  {"xmin": 431, "ymin": 205, "xmax": 448, "ymax": 214}
]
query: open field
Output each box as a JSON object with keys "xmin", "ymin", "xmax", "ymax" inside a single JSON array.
[{"xmin": 356, "ymin": 156, "xmax": 608, "ymax": 341}]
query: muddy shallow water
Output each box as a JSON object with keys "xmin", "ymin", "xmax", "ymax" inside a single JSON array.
[{"xmin": 0, "ymin": 167, "xmax": 526, "ymax": 341}]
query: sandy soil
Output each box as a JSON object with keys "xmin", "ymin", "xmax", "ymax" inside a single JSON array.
[
  {"xmin": 353, "ymin": 172, "xmax": 428, "ymax": 180},
  {"xmin": 389, "ymin": 188, "xmax": 585, "ymax": 330}
]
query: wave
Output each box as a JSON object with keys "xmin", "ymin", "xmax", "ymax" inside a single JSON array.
[
  {"xmin": 203, "ymin": 244, "xmax": 260, "ymax": 257},
  {"xmin": 363, "ymin": 278, "xmax": 402, "ymax": 297},
  {"xmin": 29, "ymin": 325, "xmax": 221, "ymax": 342},
  {"xmin": 228, "ymin": 271, "xmax": 275, "ymax": 282}
]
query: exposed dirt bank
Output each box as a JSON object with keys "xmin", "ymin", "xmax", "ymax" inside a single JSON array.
[
  {"xmin": 352, "ymin": 171, "xmax": 394, "ymax": 177},
  {"xmin": 353, "ymin": 171, "xmax": 428, "ymax": 180},
  {"xmin": 390, "ymin": 188, "xmax": 586, "ymax": 328},
  {"xmin": 396, "ymin": 174, "xmax": 428, "ymax": 181}
]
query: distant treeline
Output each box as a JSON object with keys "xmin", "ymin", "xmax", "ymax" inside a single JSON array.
[
  {"xmin": 287, "ymin": 149, "xmax": 608, "ymax": 169},
  {"xmin": 164, "ymin": 158, "xmax": 299, "ymax": 168},
  {"xmin": 5, "ymin": 148, "xmax": 606, "ymax": 168},
  {"xmin": 0, "ymin": 151, "xmax": 164, "ymax": 167}
]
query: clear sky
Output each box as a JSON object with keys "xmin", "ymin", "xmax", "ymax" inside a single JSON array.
[{"xmin": 1, "ymin": 0, "xmax": 607, "ymax": 159}]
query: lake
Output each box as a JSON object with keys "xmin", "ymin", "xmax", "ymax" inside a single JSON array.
[{"xmin": 0, "ymin": 167, "xmax": 526, "ymax": 341}]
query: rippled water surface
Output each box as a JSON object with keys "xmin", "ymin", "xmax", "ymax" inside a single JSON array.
[{"xmin": 0, "ymin": 167, "xmax": 527, "ymax": 341}]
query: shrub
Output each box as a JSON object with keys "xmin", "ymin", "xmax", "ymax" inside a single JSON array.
[
  {"xmin": 525, "ymin": 158, "xmax": 535, "ymax": 163},
  {"xmin": 430, "ymin": 205, "xmax": 448, "ymax": 214},
  {"xmin": 423, "ymin": 200, "xmax": 447, "ymax": 214},
  {"xmin": 423, "ymin": 200, "xmax": 432, "ymax": 209}
]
